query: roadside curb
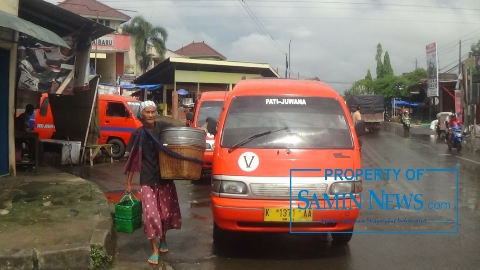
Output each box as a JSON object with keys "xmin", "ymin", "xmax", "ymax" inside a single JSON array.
[{"xmin": 0, "ymin": 180, "xmax": 116, "ymax": 270}]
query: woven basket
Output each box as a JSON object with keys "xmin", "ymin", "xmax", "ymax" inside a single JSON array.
[{"xmin": 159, "ymin": 145, "xmax": 205, "ymax": 180}]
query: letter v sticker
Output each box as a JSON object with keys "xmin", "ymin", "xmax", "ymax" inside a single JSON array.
[{"xmin": 238, "ymin": 152, "xmax": 260, "ymax": 172}]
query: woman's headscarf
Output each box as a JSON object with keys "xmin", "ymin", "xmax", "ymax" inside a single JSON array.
[{"xmin": 137, "ymin": 100, "xmax": 157, "ymax": 118}]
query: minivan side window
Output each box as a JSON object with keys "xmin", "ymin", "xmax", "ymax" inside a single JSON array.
[
  {"xmin": 40, "ymin": 98, "xmax": 49, "ymax": 116},
  {"xmin": 196, "ymin": 101, "xmax": 223, "ymax": 127},
  {"xmin": 106, "ymin": 102, "xmax": 126, "ymax": 117}
]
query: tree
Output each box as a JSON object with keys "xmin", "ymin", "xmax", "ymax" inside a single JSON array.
[
  {"xmin": 122, "ymin": 15, "xmax": 168, "ymax": 73},
  {"xmin": 469, "ymin": 40, "xmax": 480, "ymax": 76},
  {"xmin": 347, "ymin": 43, "xmax": 427, "ymax": 100},
  {"xmin": 403, "ymin": 68, "xmax": 427, "ymax": 87},
  {"xmin": 345, "ymin": 76, "xmax": 376, "ymax": 98},
  {"xmin": 383, "ymin": 51, "xmax": 394, "ymax": 76},
  {"xmin": 471, "ymin": 39, "xmax": 480, "ymax": 57},
  {"xmin": 373, "ymin": 75, "xmax": 409, "ymax": 99},
  {"xmin": 376, "ymin": 43, "xmax": 384, "ymax": 79},
  {"xmin": 365, "ymin": 70, "xmax": 373, "ymax": 81}
]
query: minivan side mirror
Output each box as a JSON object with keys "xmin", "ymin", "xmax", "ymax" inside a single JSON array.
[
  {"xmin": 206, "ymin": 117, "xmax": 218, "ymax": 136},
  {"xmin": 355, "ymin": 120, "xmax": 366, "ymax": 137},
  {"xmin": 186, "ymin": 112, "xmax": 194, "ymax": 121}
]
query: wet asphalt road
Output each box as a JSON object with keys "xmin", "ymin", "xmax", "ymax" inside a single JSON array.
[{"xmin": 83, "ymin": 122, "xmax": 480, "ymax": 270}]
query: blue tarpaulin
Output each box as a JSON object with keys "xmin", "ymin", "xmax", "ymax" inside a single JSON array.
[
  {"xmin": 120, "ymin": 84, "xmax": 162, "ymax": 91},
  {"xmin": 394, "ymin": 100, "xmax": 421, "ymax": 107}
]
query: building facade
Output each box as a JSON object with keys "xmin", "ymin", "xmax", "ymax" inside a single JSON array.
[
  {"xmin": 58, "ymin": 0, "xmax": 133, "ymax": 85},
  {"xmin": 1, "ymin": 0, "xmax": 112, "ymax": 177}
]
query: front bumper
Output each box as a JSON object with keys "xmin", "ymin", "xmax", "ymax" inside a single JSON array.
[{"xmin": 211, "ymin": 195, "xmax": 360, "ymax": 233}]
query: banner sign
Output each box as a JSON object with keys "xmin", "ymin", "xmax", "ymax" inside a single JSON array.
[
  {"xmin": 455, "ymin": 90, "xmax": 463, "ymax": 124},
  {"xmin": 92, "ymin": 36, "xmax": 113, "ymax": 47},
  {"xmin": 426, "ymin": 43, "xmax": 439, "ymax": 97},
  {"xmin": 17, "ymin": 33, "xmax": 77, "ymax": 94},
  {"xmin": 98, "ymin": 84, "xmax": 120, "ymax": 95}
]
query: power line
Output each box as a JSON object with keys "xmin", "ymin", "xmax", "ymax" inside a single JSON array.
[
  {"xmin": 102, "ymin": 3, "xmax": 480, "ymax": 17},
  {"xmin": 393, "ymin": 28, "xmax": 480, "ymax": 70},
  {"xmin": 100, "ymin": 0, "xmax": 480, "ymax": 12},
  {"xmin": 235, "ymin": 0, "xmax": 286, "ymax": 54}
]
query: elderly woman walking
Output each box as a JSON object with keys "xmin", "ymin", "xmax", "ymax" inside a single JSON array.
[{"xmin": 123, "ymin": 101, "xmax": 182, "ymax": 265}]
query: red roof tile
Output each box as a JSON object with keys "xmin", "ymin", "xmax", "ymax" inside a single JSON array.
[
  {"xmin": 174, "ymin": 42, "xmax": 227, "ymax": 60},
  {"xmin": 57, "ymin": 0, "xmax": 131, "ymax": 21}
]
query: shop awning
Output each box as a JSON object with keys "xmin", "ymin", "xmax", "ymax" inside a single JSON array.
[
  {"xmin": 120, "ymin": 84, "xmax": 163, "ymax": 91},
  {"xmin": 0, "ymin": 9, "xmax": 70, "ymax": 49}
]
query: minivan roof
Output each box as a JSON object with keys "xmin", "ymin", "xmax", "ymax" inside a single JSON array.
[
  {"xmin": 199, "ymin": 91, "xmax": 229, "ymax": 100},
  {"xmin": 231, "ymin": 78, "xmax": 341, "ymax": 98},
  {"xmin": 41, "ymin": 92, "xmax": 140, "ymax": 103},
  {"xmin": 98, "ymin": 94, "xmax": 139, "ymax": 102}
]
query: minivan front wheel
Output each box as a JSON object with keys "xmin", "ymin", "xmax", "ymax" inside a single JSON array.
[
  {"xmin": 331, "ymin": 228, "xmax": 353, "ymax": 245},
  {"xmin": 108, "ymin": 138, "xmax": 126, "ymax": 159},
  {"xmin": 213, "ymin": 222, "xmax": 237, "ymax": 246}
]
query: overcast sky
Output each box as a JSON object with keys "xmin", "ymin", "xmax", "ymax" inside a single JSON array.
[{"xmin": 47, "ymin": 0, "xmax": 480, "ymax": 93}]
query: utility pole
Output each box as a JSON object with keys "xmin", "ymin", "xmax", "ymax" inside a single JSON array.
[
  {"xmin": 285, "ymin": 54, "xmax": 288, "ymax": 78},
  {"xmin": 66, "ymin": 3, "xmax": 137, "ymax": 79},
  {"xmin": 459, "ymin": 40, "xmax": 462, "ymax": 75},
  {"xmin": 289, "ymin": 40, "xmax": 291, "ymax": 78},
  {"xmin": 474, "ymin": 56, "xmax": 477, "ymax": 131},
  {"xmin": 415, "ymin": 58, "xmax": 417, "ymax": 70}
]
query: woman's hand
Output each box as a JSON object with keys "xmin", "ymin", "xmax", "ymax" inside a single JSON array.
[{"xmin": 125, "ymin": 182, "xmax": 132, "ymax": 194}]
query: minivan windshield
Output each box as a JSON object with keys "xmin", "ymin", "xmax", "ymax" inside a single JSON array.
[
  {"xmin": 196, "ymin": 101, "xmax": 223, "ymax": 127},
  {"xmin": 127, "ymin": 101, "xmax": 141, "ymax": 118},
  {"xmin": 221, "ymin": 96, "xmax": 353, "ymax": 149}
]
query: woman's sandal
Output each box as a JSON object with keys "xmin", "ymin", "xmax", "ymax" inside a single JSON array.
[
  {"xmin": 159, "ymin": 243, "xmax": 168, "ymax": 253},
  {"xmin": 148, "ymin": 254, "xmax": 159, "ymax": 265}
]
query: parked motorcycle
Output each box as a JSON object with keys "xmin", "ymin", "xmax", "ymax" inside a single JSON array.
[
  {"xmin": 447, "ymin": 125, "xmax": 464, "ymax": 152},
  {"xmin": 403, "ymin": 117, "xmax": 411, "ymax": 133}
]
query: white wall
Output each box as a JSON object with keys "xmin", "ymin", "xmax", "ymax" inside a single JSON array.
[
  {"xmin": 124, "ymin": 37, "xmax": 137, "ymax": 76},
  {"xmin": 97, "ymin": 53, "xmax": 116, "ymax": 84},
  {"xmin": 1, "ymin": 0, "xmax": 18, "ymax": 15}
]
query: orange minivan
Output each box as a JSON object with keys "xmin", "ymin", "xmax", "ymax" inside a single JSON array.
[
  {"xmin": 32, "ymin": 93, "xmax": 142, "ymax": 159},
  {"xmin": 205, "ymin": 78, "xmax": 366, "ymax": 245},
  {"xmin": 186, "ymin": 91, "xmax": 228, "ymax": 179}
]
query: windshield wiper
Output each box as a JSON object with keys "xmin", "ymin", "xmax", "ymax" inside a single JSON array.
[{"xmin": 228, "ymin": 127, "xmax": 289, "ymax": 153}]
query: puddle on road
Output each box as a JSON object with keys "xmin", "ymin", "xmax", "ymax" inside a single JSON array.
[
  {"xmin": 190, "ymin": 212, "xmax": 209, "ymax": 221},
  {"xmin": 190, "ymin": 201, "xmax": 211, "ymax": 208}
]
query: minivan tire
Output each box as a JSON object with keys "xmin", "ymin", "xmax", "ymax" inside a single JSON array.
[
  {"xmin": 108, "ymin": 138, "xmax": 126, "ymax": 159},
  {"xmin": 213, "ymin": 222, "xmax": 236, "ymax": 246},
  {"xmin": 331, "ymin": 228, "xmax": 354, "ymax": 245}
]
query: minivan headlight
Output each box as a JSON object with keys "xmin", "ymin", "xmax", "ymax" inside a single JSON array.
[
  {"xmin": 329, "ymin": 181, "xmax": 362, "ymax": 194},
  {"xmin": 212, "ymin": 180, "xmax": 248, "ymax": 194},
  {"xmin": 206, "ymin": 140, "xmax": 215, "ymax": 150}
]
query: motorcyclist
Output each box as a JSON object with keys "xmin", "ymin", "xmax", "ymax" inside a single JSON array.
[
  {"xmin": 402, "ymin": 111, "xmax": 410, "ymax": 130},
  {"xmin": 446, "ymin": 113, "xmax": 462, "ymax": 144}
]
